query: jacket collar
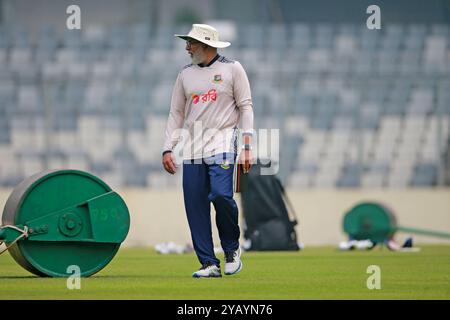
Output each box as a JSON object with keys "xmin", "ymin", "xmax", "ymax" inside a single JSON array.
[{"xmin": 198, "ymin": 54, "xmax": 220, "ymax": 68}]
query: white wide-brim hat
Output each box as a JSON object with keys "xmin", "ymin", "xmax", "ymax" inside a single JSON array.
[{"xmin": 175, "ymin": 24, "xmax": 231, "ymax": 48}]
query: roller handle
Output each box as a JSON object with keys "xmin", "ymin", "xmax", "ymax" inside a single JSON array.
[{"xmin": 397, "ymin": 226, "xmax": 450, "ymax": 239}]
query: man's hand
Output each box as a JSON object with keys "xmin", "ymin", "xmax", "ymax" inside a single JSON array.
[
  {"xmin": 162, "ymin": 152, "xmax": 177, "ymax": 174},
  {"xmin": 238, "ymin": 150, "xmax": 253, "ymax": 174}
]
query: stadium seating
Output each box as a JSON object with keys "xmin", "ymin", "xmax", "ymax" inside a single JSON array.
[{"xmin": 0, "ymin": 23, "xmax": 449, "ymax": 188}]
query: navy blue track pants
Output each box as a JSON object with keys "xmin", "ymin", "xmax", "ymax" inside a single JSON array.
[{"xmin": 182, "ymin": 153, "xmax": 240, "ymax": 266}]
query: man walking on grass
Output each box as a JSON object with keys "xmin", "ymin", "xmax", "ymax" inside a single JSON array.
[{"xmin": 162, "ymin": 24, "xmax": 254, "ymax": 278}]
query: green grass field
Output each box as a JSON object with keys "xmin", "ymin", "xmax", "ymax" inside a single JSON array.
[{"xmin": 0, "ymin": 245, "xmax": 449, "ymax": 300}]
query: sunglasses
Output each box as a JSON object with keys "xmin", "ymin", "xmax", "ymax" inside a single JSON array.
[{"xmin": 186, "ymin": 39, "xmax": 201, "ymax": 47}]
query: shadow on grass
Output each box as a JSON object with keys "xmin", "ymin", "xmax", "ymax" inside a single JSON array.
[
  {"xmin": 92, "ymin": 275, "xmax": 186, "ymax": 279},
  {"xmin": 0, "ymin": 275, "xmax": 39, "ymax": 279},
  {"xmin": 0, "ymin": 275, "xmax": 160, "ymax": 279}
]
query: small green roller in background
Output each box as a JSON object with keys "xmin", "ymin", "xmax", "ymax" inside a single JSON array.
[
  {"xmin": 0, "ymin": 170, "xmax": 130, "ymax": 277},
  {"xmin": 343, "ymin": 202, "xmax": 450, "ymax": 243}
]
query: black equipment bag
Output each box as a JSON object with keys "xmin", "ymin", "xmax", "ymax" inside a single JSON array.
[{"xmin": 240, "ymin": 160, "xmax": 300, "ymax": 251}]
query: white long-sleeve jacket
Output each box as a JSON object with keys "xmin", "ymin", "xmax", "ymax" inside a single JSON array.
[{"xmin": 163, "ymin": 55, "xmax": 254, "ymax": 160}]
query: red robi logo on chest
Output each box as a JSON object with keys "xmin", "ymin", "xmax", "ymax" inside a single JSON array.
[{"xmin": 192, "ymin": 89, "xmax": 217, "ymax": 104}]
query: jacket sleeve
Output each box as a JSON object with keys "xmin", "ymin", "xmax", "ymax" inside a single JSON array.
[
  {"xmin": 233, "ymin": 61, "xmax": 254, "ymax": 136},
  {"xmin": 162, "ymin": 72, "xmax": 186, "ymax": 153}
]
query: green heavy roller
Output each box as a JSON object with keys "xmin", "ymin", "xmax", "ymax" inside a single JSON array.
[
  {"xmin": 0, "ymin": 170, "xmax": 130, "ymax": 277},
  {"xmin": 343, "ymin": 202, "xmax": 450, "ymax": 243}
]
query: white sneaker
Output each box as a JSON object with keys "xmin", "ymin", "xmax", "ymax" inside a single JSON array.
[
  {"xmin": 224, "ymin": 247, "xmax": 243, "ymax": 275},
  {"xmin": 192, "ymin": 262, "xmax": 222, "ymax": 278}
]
